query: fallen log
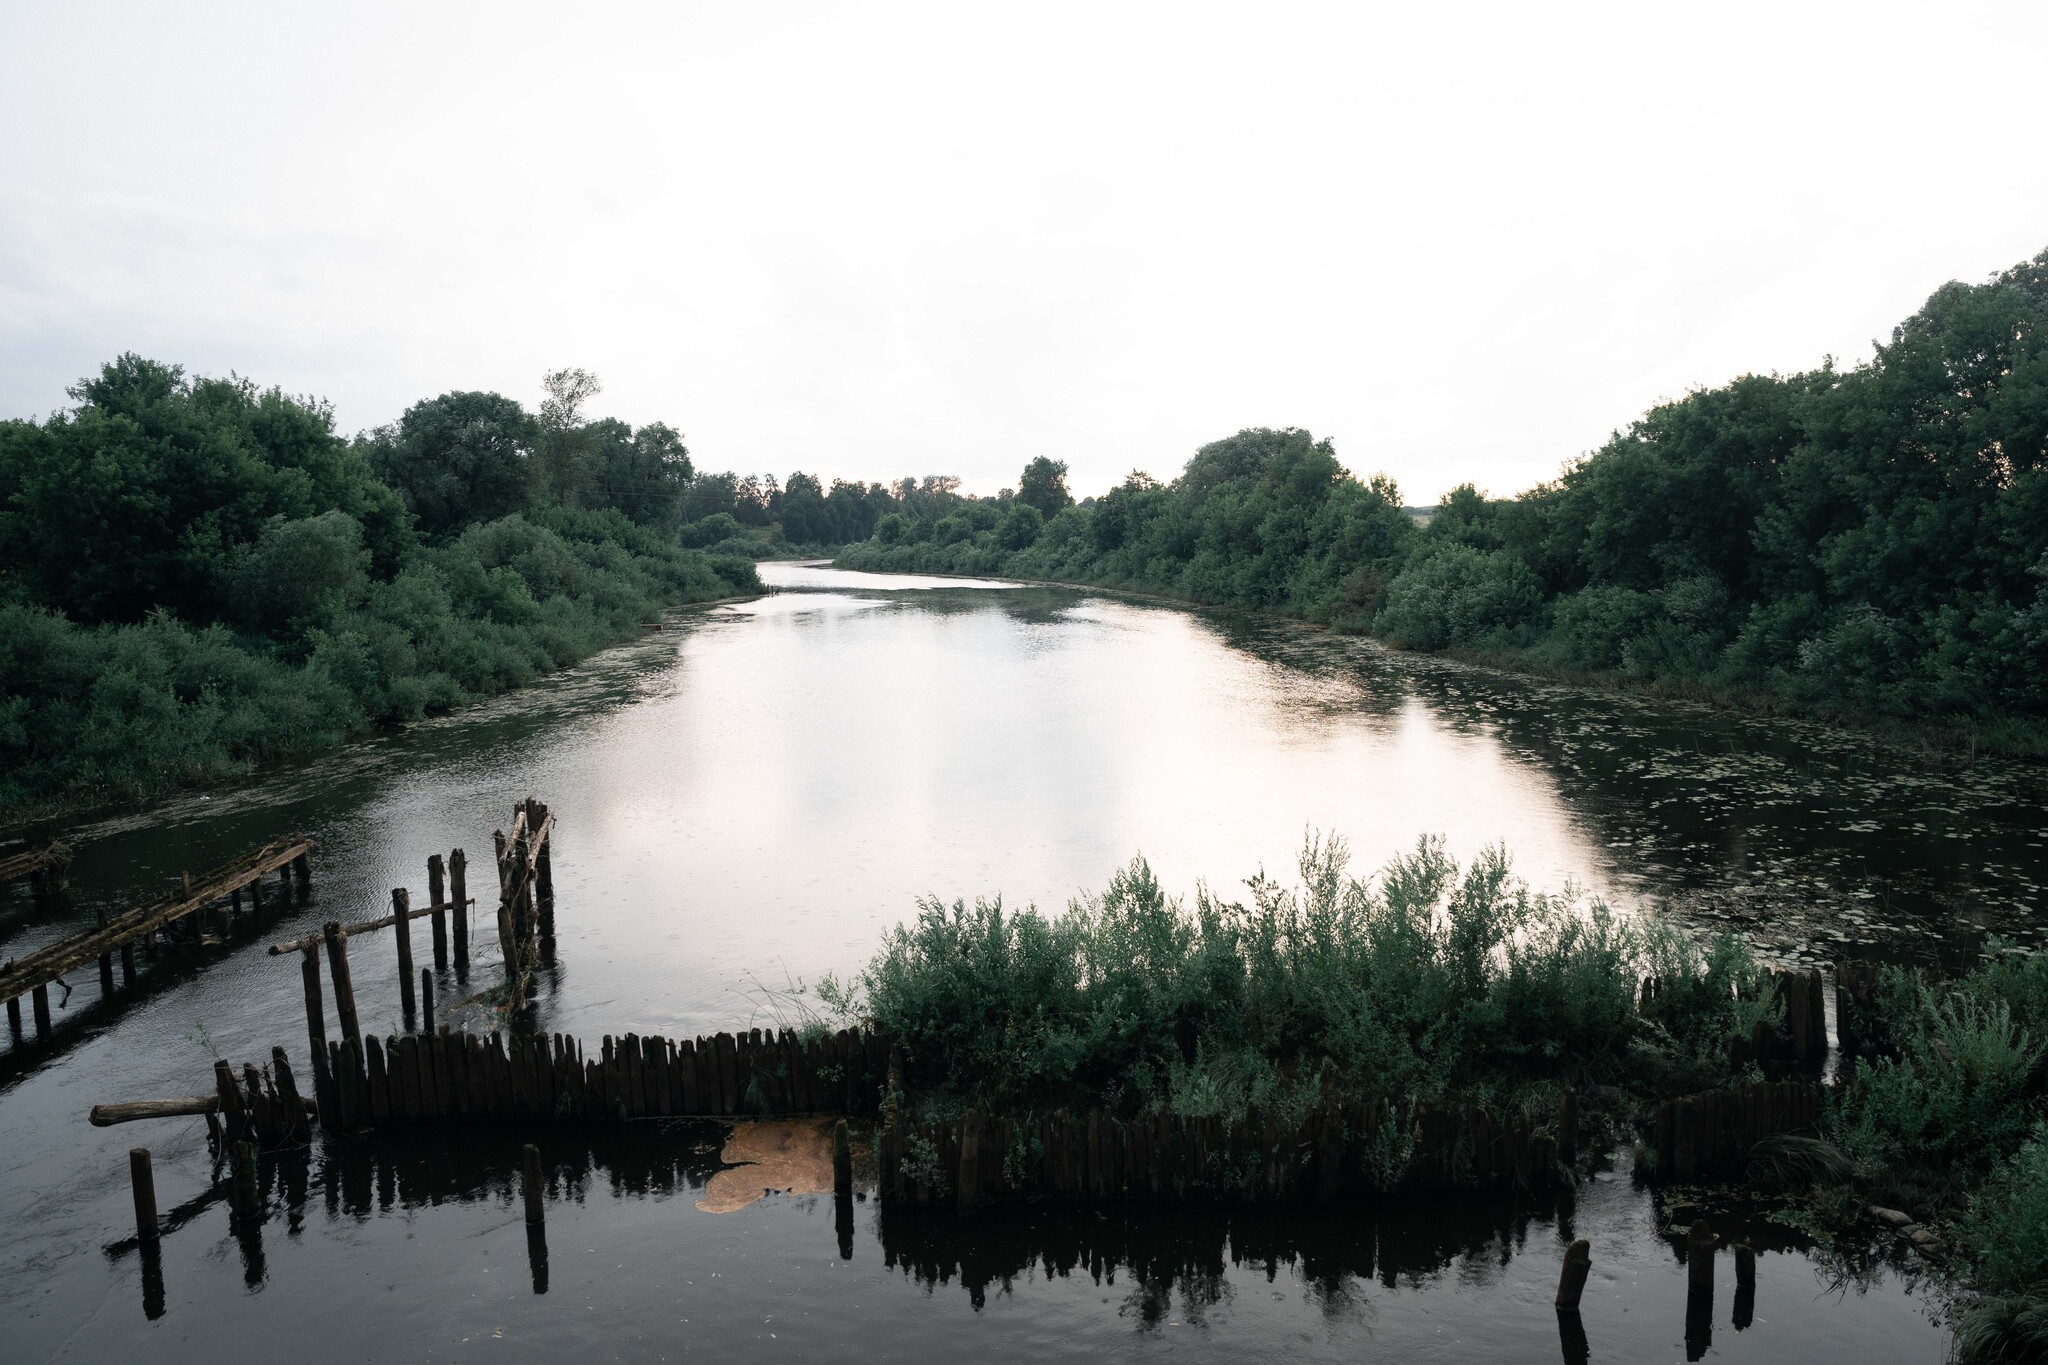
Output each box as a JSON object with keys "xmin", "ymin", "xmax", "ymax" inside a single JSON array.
[{"xmin": 90, "ymin": 1095, "xmax": 318, "ymax": 1127}]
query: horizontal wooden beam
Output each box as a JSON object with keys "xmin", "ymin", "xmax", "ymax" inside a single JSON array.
[
  {"xmin": 0, "ymin": 841, "xmax": 69, "ymax": 884},
  {"xmin": 267, "ymin": 898, "xmax": 475, "ymax": 955},
  {"xmin": 90, "ymin": 1094, "xmax": 319, "ymax": 1126}
]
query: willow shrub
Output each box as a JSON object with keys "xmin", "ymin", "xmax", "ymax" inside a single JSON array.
[{"xmin": 820, "ymin": 835, "xmax": 1766, "ymax": 1123}]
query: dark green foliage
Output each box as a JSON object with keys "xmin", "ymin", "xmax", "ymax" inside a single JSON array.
[
  {"xmin": 361, "ymin": 389, "xmax": 540, "ymax": 537},
  {"xmin": 838, "ymin": 247, "xmax": 2048, "ymax": 746},
  {"xmin": 1016, "ymin": 456, "xmax": 1073, "ymax": 519},
  {"xmin": 0, "ymin": 358, "xmax": 759, "ymax": 825},
  {"xmin": 821, "ymin": 835, "xmax": 1756, "ymax": 1123}
]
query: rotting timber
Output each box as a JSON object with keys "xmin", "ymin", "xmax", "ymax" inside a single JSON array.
[
  {"xmin": 0, "ymin": 840, "xmax": 71, "ymax": 894},
  {"xmin": 1, "ymin": 834, "xmax": 313, "ymax": 1043}
]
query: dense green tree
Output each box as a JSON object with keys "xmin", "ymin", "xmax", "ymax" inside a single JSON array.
[
  {"xmin": 363, "ymin": 390, "xmax": 540, "ymax": 537},
  {"xmin": 1017, "ymin": 456, "xmax": 1073, "ymax": 519}
]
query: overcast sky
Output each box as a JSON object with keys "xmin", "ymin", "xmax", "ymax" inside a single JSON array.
[{"xmin": 5, "ymin": 2, "xmax": 2047, "ymax": 503}]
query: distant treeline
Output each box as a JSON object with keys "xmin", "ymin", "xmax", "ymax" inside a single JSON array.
[
  {"xmin": 0, "ymin": 359, "xmax": 767, "ymax": 824},
  {"xmin": 840, "ymin": 249, "xmax": 2048, "ymax": 750}
]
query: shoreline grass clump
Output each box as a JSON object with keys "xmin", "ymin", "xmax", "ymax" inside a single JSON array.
[{"xmin": 819, "ymin": 834, "xmax": 1773, "ymax": 1129}]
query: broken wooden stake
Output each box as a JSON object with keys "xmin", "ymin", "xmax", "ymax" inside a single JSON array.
[
  {"xmin": 1556, "ymin": 1237, "xmax": 1592, "ymax": 1309},
  {"xmin": 392, "ymin": 888, "xmax": 416, "ymax": 1027}
]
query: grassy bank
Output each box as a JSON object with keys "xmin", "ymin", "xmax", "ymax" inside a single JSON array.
[{"xmin": 816, "ymin": 835, "xmax": 2048, "ymax": 1360}]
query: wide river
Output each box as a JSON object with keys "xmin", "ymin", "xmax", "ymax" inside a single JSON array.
[{"xmin": 5, "ymin": 562, "xmax": 2042, "ymax": 1362}]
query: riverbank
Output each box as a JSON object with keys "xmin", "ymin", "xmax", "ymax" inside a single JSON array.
[
  {"xmin": 0, "ymin": 563, "xmax": 765, "ymax": 836},
  {"xmin": 827, "ymin": 552, "xmax": 2048, "ymax": 765}
]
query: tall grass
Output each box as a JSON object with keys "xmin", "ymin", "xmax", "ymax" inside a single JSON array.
[{"xmin": 820, "ymin": 834, "xmax": 1764, "ymax": 1123}]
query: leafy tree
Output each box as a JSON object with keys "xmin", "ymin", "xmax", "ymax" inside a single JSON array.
[
  {"xmin": 1017, "ymin": 456, "xmax": 1073, "ymax": 519},
  {"xmin": 364, "ymin": 390, "xmax": 539, "ymax": 537}
]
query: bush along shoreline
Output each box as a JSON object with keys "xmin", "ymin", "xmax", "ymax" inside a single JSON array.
[
  {"xmin": 814, "ymin": 836, "xmax": 2048, "ymax": 1362},
  {"xmin": 0, "ymin": 357, "xmax": 762, "ymax": 829},
  {"xmin": 837, "ymin": 248, "xmax": 2048, "ymax": 759}
]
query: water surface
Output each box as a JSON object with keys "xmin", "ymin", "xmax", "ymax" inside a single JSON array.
[{"xmin": 5, "ymin": 561, "xmax": 2029, "ymax": 1360}]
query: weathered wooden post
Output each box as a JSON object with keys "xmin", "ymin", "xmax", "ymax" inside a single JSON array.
[
  {"xmin": 292, "ymin": 850, "xmax": 311, "ymax": 890},
  {"xmin": 322, "ymin": 922, "xmax": 362, "ymax": 1047},
  {"xmin": 119, "ymin": 942, "xmax": 136, "ymax": 986},
  {"xmin": 299, "ymin": 940, "xmax": 331, "ymax": 1108},
  {"xmin": 449, "ymin": 849, "xmax": 469, "ymax": 973},
  {"xmin": 392, "ymin": 888, "xmax": 416, "ymax": 1027},
  {"xmin": 231, "ymin": 1139, "xmax": 259, "ymax": 1219},
  {"xmin": 428, "ymin": 854, "xmax": 449, "ymax": 973},
  {"xmin": 1733, "ymin": 1243, "xmax": 1756, "ymax": 1329},
  {"xmin": 129, "ymin": 1148, "xmax": 158, "ymax": 1241},
  {"xmin": 521, "ymin": 1143, "xmax": 545, "ymax": 1225},
  {"xmin": 421, "ymin": 968, "xmax": 435, "ymax": 1035},
  {"xmin": 6, "ymin": 996, "xmax": 20, "ymax": 1040},
  {"xmin": 1555, "ymin": 1238, "xmax": 1592, "ymax": 1309},
  {"xmin": 31, "ymin": 982, "xmax": 52, "ymax": 1039},
  {"xmin": 834, "ymin": 1119, "xmax": 853, "ymax": 1196},
  {"xmin": 1687, "ymin": 1220, "xmax": 1716, "ymax": 1298}
]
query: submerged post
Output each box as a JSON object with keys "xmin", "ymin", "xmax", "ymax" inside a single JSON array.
[
  {"xmin": 1687, "ymin": 1221, "xmax": 1716, "ymax": 1299},
  {"xmin": 449, "ymin": 849, "xmax": 469, "ymax": 974},
  {"xmin": 129, "ymin": 1148, "xmax": 158, "ymax": 1242},
  {"xmin": 392, "ymin": 888, "xmax": 416, "ymax": 1028},
  {"xmin": 322, "ymin": 922, "xmax": 361, "ymax": 1047},
  {"xmin": 1555, "ymin": 1238, "xmax": 1592, "ymax": 1309},
  {"xmin": 834, "ymin": 1119, "xmax": 853, "ymax": 1196},
  {"xmin": 521, "ymin": 1143, "xmax": 545, "ymax": 1225},
  {"xmin": 421, "ymin": 968, "xmax": 435, "ymax": 1035}
]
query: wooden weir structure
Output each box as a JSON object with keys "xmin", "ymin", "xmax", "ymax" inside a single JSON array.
[{"xmin": 2, "ymin": 835, "xmax": 313, "ymax": 1045}]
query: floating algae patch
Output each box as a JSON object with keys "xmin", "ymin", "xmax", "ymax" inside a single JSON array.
[{"xmin": 698, "ymin": 1117, "xmax": 839, "ymax": 1213}]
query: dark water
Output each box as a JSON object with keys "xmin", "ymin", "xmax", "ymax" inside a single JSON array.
[{"xmin": 6, "ymin": 561, "xmax": 2034, "ymax": 1360}]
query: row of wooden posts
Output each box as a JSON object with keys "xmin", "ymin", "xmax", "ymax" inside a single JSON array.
[
  {"xmin": 878, "ymin": 1090, "xmax": 1582, "ymax": 1213},
  {"xmin": 3, "ymin": 837, "xmax": 312, "ymax": 1046},
  {"xmin": 1641, "ymin": 966, "xmax": 1834, "ymax": 1066},
  {"xmin": 1651, "ymin": 1080, "xmax": 1824, "ymax": 1182},
  {"xmin": 315, "ymin": 1023, "xmax": 891, "ymax": 1133}
]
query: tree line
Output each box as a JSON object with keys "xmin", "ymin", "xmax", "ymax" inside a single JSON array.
[
  {"xmin": 840, "ymin": 248, "xmax": 2048, "ymax": 751},
  {"xmin": 0, "ymin": 357, "xmax": 769, "ymax": 823}
]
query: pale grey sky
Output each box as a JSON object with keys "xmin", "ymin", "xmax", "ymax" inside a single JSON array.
[{"xmin": 4, "ymin": 1, "xmax": 2046, "ymax": 503}]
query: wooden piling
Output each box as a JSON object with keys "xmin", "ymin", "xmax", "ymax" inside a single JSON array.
[
  {"xmin": 421, "ymin": 968, "xmax": 434, "ymax": 1035},
  {"xmin": 391, "ymin": 889, "xmax": 416, "ymax": 1026},
  {"xmin": 428, "ymin": 855, "xmax": 449, "ymax": 972},
  {"xmin": 31, "ymin": 982, "xmax": 52, "ymax": 1039},
  {"xmin": 119, "ymin": 942, "xmax": 135, "ymax": 986},
  {"xmin": 300, "ymin": 942, "xmax": 331, "ymax": 1117},
  {"xmin": 231, "ymin": 1139, "xmax": 259, "ymax": 1218},
  {"xmin": 1555, "ymin": 1238, "xmax": 1592, "ymax": 1309},
  {"xmin": 521, "ymin": 1143, "xmax": 544, "ymax": 1225},
  {"xmin": 322, "ymin": 922, "xmax": 361, "ymax": 1047},
  {"xmin": 6, "ymin": 995, "xmax": 19, "ymax": 1039},
  {"xmin": 129, "ymin": 1148, "xmax": 158, "ymax": 1241},
  {"xmin": 1687, "ymin": 1221, "xmax": 1716, "ymax": 1298},
  {"xmin": 214, "ymin": 1059, "xmax": 247, "ymax": 1141},
  {"xmin": 449, "ymin": 849, "xmax": 469, "ymax": 972}
]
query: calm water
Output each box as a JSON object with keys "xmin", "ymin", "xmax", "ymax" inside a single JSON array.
[{"xmin": 5, "ymin": 561, "xmax": 2036, "ymax": 1361}]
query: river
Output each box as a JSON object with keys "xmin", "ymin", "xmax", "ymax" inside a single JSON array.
[{"xmin": 6, "ymin": 561, "xmax": 2036, "ymax": 1361}]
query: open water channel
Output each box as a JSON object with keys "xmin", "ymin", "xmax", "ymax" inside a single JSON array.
[{"xmin": 5, "ymin": 562, "xmax": 2043, "ymax": 1361}]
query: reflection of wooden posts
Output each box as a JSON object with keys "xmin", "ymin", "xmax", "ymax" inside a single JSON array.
[
  {"xmin": 1555, "ymin": 1238, "xmax": 1592, "ymax": 1308},
  {"xmin": 834, "ymin": 1119, "xmax": 853, "ymax": 1196},
  {"xmin": 392, "ymin": 889, "xmax": 416, "ymax": 1027},
  {"xmin": 449, "ymin": 850, "xmax": 469, "ymax": 974},
  {"xmin": 1733, "ymin": 1244, "xmax": 1756, "ymax": 1329},
  {"xmin": 322, "ymin": 922, "xmax": 361, "ymax": 1047},
  {"xmin": 130, "ymin": 1148, "xmax": 158, "ymax": 1241},
  {"xmin": 421, "ymin": 968, "xmax": 434, "ymax": 1035},
  {"xmin": 1687, "ymin": 1221, "xmax": 1716, "ymax": 1297},
  {"xmin": 428, "ymin": 854, "xmax": 449, "ymax": 973},
  {"xmin": 230, "ymin": 1140, "xmax": 259, "ymax": 1220}
]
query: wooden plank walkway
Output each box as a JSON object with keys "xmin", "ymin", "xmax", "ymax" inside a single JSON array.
[
  {"xmin": 1, "ymin": 834, "xmax": 313, "ymax": 1041},
  {"xmin": 0, "ymin": 841, "xmax": 70, "ymax": 893}
]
